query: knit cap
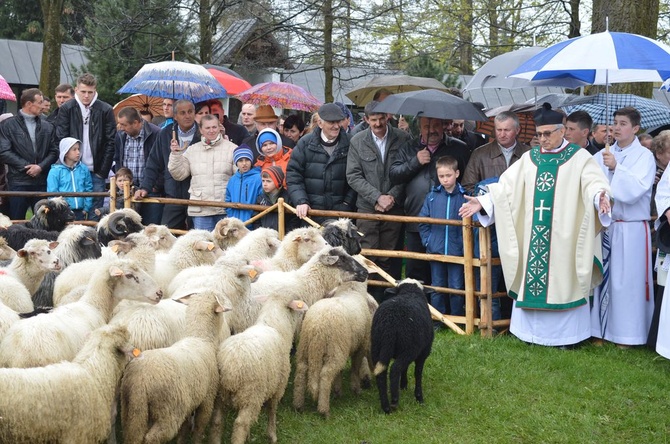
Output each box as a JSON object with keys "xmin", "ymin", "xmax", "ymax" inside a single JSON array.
[
  {"xmin": 262, "ymin": 166, "xmax": 285, "ymax": 189},
  {"xmin": 233, "ymin": 144, "xmax": 254, "ymax": 164},
  {"xmin": 256, "ymin": 128, "xmax": 281, "ymax": 154}
]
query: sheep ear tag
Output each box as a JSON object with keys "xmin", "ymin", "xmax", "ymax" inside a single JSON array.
[
  {"xmin": 207, "ymin": 243, "xmax": 215, "ymax": 251},
  {"xmin": 132, "ymin": 348, "xmax": 141, "ymax": 358},
  {"xmin": 289, "ymin": 300, "xmax": 308, "ymax": 312},
  {"xmin": 248, "ymin": 269, "xmax": 258, "ymax": 279},
  {"xmin": 110, "ymin": 244, "xmax": 120, "ymax": 253}
]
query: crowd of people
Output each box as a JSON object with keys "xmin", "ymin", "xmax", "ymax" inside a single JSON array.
[{"xmin": 1, "ymin": 72, "xmax": 670, "ymax": 359}]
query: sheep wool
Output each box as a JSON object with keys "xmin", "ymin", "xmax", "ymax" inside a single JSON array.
[
  {"xmin": 212, "ymin": 217, "xmax": 250, "ymax": 251},
  {"xmin": 293, "ymin": 281, "xmax": 378, "ymax": 418},
  {"xmin": 0, "ymin": 325, "xmax": 137, "ymax": 444},
  {"xmin": 371, "ymin": 278, "xmax": 434, "ymax": 414},
  {"xmin": 254, "ymin": 227, "xmax": 327, "ymax": 272},
  {"xmin": 121, "ymin": 290, "xmax": 226, "ymax": 444},
  {"xmin": 0, "ymin": 258, "xmax": 162, "ymax": 368},
  {"xmin": 211, "ymin": 293, "xmax": 308, "ymax": 444}
]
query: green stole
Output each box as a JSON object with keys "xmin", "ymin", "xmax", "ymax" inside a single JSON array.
[{"xmin": 514, "ymin": 143, "xmax": 583, "ymax": 309}]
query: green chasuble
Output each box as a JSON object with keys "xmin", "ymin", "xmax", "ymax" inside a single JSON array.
[{"xmin": 487, "ymin": 144, "xmax": 611, "ymax": 310}]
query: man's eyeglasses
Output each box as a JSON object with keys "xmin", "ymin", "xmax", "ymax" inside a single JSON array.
[{"xmin": 535, "ymin": 128, "xmax": 561, "ymax": 139}]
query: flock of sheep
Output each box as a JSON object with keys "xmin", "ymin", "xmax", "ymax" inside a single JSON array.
[{"xmin": 0, "ymin": 198, "xmax": 435, "ymax": 443}]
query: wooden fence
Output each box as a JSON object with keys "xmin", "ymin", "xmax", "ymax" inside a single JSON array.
[{"xmin": 1, "ymin": 179, "xmax": 510, "ymax": 337}]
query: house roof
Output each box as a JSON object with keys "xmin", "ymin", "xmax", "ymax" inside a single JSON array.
[
  {"xmin": 212, "ymin": 18, "xmax": 258, "ymax": 64},
  {"xmin": 280, "ymin": 64, "xmax": 401, "ymax": 105},
  {"xmin": 0, "ymin": 39, "xmax": 88, "ymax": 86}
]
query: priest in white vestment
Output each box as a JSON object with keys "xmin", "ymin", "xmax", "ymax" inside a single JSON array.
[
  {"xmin": 591, "ymin": 107, "xmax": 655, "ymax": 346},
  {"xmin": 459, "ymin": 103, "xmax": 612, "ymax": 346}
]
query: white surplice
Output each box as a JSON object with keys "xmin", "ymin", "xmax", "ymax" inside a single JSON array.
[
  {"xmin": 591, "ymin": 138, "xmax": 655, "ymax": 345},
  {"xmin": 478, "ymin": 140, "xmax": 611, "ymax": 346},
  {"xmin": 653, "ymin": 165, "xmax": 670, "ymax": 358}
]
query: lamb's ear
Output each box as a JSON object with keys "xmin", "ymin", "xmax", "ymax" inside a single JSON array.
[
  {"xmin": 214, "ymin": 294, "xmax": 233, "ymax": 313},
  {"xmin": 239, "ymin": 264, "xmax": 260, "ymax": 281},
  {"xmin": 17, "ymin": 248, "xmax": 28, "ymax": 258},
  {"xmin": 109, "ymin": 266, "xmax": 124, "ymax": 277},
  {"xmin": 143, "ymin": 224, "xmax": 157, "ymax": 235},
  {"xmin": 221, "ymin": 222, "xmax": 231, "ymax": 236},
  {"xmin": 292, "ymin": 235, "xmax": 303, "ymax": 243},
  {"xmin": 320, "ymin": 253, "xmax": 339, "ymax": 266},
  {"xmin": 194, "ymin": 240, "xmax": 216, "ymax": 251},
  {"xmin": 108, "ymin": 240, "xmax": 131, "ymax": 254},
  {"xmin": 289, "ymin": 299, "xmax": 309, "ymax": 312},
  {"xmin": 48, "ymin": 241, "xmax": 59, "ymax": 250}
]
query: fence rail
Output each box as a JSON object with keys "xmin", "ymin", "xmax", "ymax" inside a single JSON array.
[{"xmin": 0, "ymin": 180, "xmax": 510, "ymax": 337}]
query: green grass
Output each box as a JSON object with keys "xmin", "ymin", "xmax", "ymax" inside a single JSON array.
[{"xmin": 211, "ymin": 332, "xmax": 670, "ymax": 444}]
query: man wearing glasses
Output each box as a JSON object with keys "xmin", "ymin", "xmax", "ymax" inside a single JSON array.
[
  {"xmin": 56, "ymin": 73, "xmax": 116, "ymax": 219},
  {"xmin": 460, "ymin": 103, "xmax": 612, "ymax": 348}
]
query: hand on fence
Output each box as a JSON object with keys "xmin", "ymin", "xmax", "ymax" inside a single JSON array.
[{"xmin": 296, "ymin": 204, "xmax": 311, "ymax": 218}]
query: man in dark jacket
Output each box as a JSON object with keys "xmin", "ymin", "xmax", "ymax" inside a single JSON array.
[
  {"xmin": 286, "ymin": 103, "xmax": 356, "ymax": 224},
  {"xmin": 389, "ymin": 116, "xmax": 470, "ymax": 284},
  {"xmin": 56, "ymin": 73, "xmax": 116, "ymax": 217},
  {"xmin": 47, "ymin": 83, "xmax": 74, "ymax": 124},
  {"xmin": 347, "ymin": 100, "xmax": 410, "ymax": 291},
  {"xmin": 0, "ymin": 88, "xmax": 59, "ymax": 219},
  {"xmin": 134, "ymin": 100, "xmax": 199, "ymax": 229},
  {"xmin": 115, "ymin": 106, "xmax": 163, "ymax": 224}
]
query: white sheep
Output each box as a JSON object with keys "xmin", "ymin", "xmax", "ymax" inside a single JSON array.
[
  {"xmin": 293, "ymin": 281, "xmax": 378, "ymax": 418},
  {"xmin": 166, "ymin": 228, "xmax": 279, "ymax": 301},
  {"xmin": 0, "ymin": 239, "xmax": 60, "ymax": 313},
  {"xmin": 53, "ymin": 232, "xmax": 158, "ymax": 306},
  {"xmin": 210, "ymin": 293, "xmax": 309, "ymax": 444},
  {"xmin": 0, "ymin": 213, "xmax": 10, "ymax": 228},
  {"xmin": 143, "ymin": 223, "xmax": 177, "ymax": 251},
  {"xmin": 120, "ymin": 290, "xmax": 229, "ymax": 444},
  {"xmin": 254, "ymin": 227, "xmax": 328, "ymax": 272},
  {"xmin": 212, "ymin": 216, "xmax": 250, "ymax": 250},
  {"xmin": 0, "ymin": 237, "xmax": 15, "ymax": 261},
  {"xmin": 153, "ymin": 229, "xmax": 223, "ymax": 293},
  {"xmin": 116, "ymin": 255, "xmax": 257, "ymax": 352},
  {"xmin": 0, "ymin": 258, "xmax": 162, "ymax": 368},
  {"xmin": 0, "ymin": 301, "xmax": 19, "ymax": 341},
  {"xmin": 0, "ymin": 324, "xmax": 138, "ymax": 444}
]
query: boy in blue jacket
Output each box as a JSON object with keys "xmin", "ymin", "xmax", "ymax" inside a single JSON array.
[
  {"xmin": 225, "ymin": 145, "xmax": 262, "ymax": 222},
  {"xmin": 47, "ymin": 137, "xmax": 93, "ymax": 220},
  {"xmin": 419, "ymin": 156, "xmax": 467, "ymax": 317}
]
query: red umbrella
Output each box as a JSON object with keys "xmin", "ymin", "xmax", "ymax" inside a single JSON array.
[
  {"xmin": 234, "ymin": 82, "xmax": 321, "ymax": 111},
  {"xmin": 0, "ymin": 74, "xmax": 16, "ymax": 102},
  {"xmin": 206, "ymin": 68, "xmax": 252, "ymax": 95}
]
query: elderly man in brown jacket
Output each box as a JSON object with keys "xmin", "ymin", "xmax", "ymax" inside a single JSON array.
[{"xmin": 461, "ymin": 111, "xmax": 530, "ymax": 194}]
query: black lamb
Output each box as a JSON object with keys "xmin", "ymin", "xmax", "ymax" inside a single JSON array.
[{"xmin": 371, "ymin": 278, "xmax": 434, "ymax": 414}]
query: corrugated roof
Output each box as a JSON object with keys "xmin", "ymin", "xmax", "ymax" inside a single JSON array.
[
  {"xmin": 280, "ymin": 64, "xmax": 400, "ymax": 105},
  {"xmin": 0, "ymin": 39, "xmax": 88, "ymax": 86},
  {"xmin": 212, "ymin": 18, "xmax": 258, "ymax": 64}
]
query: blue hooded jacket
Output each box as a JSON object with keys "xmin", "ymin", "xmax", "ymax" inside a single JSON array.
[
  {"xmin": 46, "ymin": 139, "xmax": 93, "ymax": 213},
  {"xmin": 418, "ymin": 183, "xmax": 468, "ymax": 256},
  {"xmin": 225, "ymin": 166, "xmax": 262, "ymax": 222}
]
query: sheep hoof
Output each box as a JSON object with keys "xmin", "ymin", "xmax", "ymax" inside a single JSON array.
[{"xmin": 361, "ymin": 377, "xmax": 371, "ymax": 390}]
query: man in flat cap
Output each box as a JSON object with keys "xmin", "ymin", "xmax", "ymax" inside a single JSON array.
[
  {"xmin": 286, "ymin": 102, "xmax": 357, "ymax": 222},
  {"xmin": 459, "ymin": 103, "xmax": 612, "ymax": 348}
]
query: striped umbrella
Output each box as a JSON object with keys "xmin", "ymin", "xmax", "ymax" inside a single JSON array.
[
  {"xmin": 562, "ymin": 94, "xmax": 670, "ymax": 130},
  {"xmin": 117, "ymin": 61, "xmax": 227, "ymax": 102},
  {"xmin": 0, "ymin": 74, "xmax": 16, "ymax": 101},
  {"xmin": 235, "ymin": 82, "xmax": 321, "ymax": 111}
]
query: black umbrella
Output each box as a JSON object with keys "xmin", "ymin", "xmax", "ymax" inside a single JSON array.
[{"xmin": 372, "ymin": 89, "xmax": 488, "ymax": 121}]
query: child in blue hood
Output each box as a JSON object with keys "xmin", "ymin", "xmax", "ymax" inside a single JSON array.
[
  {"xmin": 47, "ymin": 137, "xmax": 93, "ymax": 220},
  {"xmin": 225, "ymin": 144, "xmax": 262, "ymax": 222},
  {"xmin": 419, "ymin": 155, "xmax": 468, "ymax": 318}
]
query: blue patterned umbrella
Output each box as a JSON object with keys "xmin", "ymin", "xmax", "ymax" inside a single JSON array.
[
  {"xmin": 562, "ymin": 94, "xmax": 670, "ymax": 130},
  {"xmin": 117, "ymin": 61, "xmax": 228, "ymax": 102}
]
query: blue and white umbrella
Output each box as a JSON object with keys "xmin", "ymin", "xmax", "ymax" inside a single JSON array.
[
  {"xmin": 509, "ymin": 31, "xmax": 670, "ymax": 85},
  {"xmin": 562, "ymin": 94, "xmax": 670, "ymax": 130},
  {"xmin": 118, "ymin": 61, "xmax": 228, "ymax": 102}
]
